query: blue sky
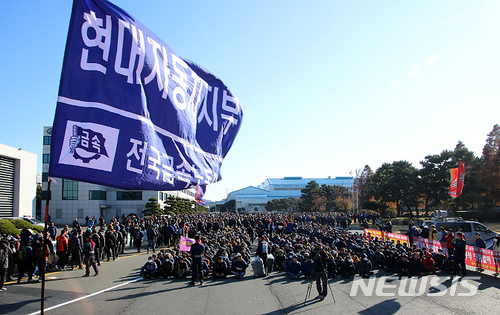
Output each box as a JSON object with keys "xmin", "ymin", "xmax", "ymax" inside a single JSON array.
[{"xmin": 1, "ymin": 1, "xmax": 499, "ymax": 201}]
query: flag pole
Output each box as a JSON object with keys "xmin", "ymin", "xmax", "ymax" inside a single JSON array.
[{"xmin": 40, "ymin": 178, "xmax": 53, "ymax": 315}]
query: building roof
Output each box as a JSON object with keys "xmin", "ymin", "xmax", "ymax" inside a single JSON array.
[{"xmin": 264, "ymin": 177, "xmax": 354, "ymax": 186}]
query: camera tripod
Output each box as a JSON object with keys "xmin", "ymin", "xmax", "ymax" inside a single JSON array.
[{"xmin": 304, "ymin": 276, "xmax": 335, "ymax": 305}]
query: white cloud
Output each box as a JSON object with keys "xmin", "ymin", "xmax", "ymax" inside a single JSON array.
[{"xmin": 425, "ymin": 54, "xmax": 439, "ymax": 65}]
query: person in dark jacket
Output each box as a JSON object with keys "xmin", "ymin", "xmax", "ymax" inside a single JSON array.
[
  {"xmin": 475, "ymin": 233, "xmax": 486, "ymax": 249},
  {"xmin": 287, "ymin": 255, "xmax": 303, "ymax": 279},
  {"xmin": 432, "ymin": 249, "xmax": 446, "ymax": 270},
  {"xmin": 105, "ymin": 225, "xmax": 117, "ymax": 261},
  {"xmin": 190, "ymin": 235, "xmax": 205, "ymax": 285},
  {"xmin": 17, "ymin": 239, "xmax": 35, "ymax": 283},
  {"xmin": 256, "ymin": 235, "xmax": 270, "ymax": 274},
  {"xmin": 213, "ymin": 256, "xmax": 229, "ymax": 279},
  {"xmin": 140, "ymin": 256, "xmax": 157, "ymax": 279},
  {"xmin": 357, "ymin": 254, "xmax": 374, "ymax": 278},
  {"xmin": 146, "ymin": 226, "xmax": 157, "ymax": 254},
  {"xmin": 83, "ymin": 235, "xmax": 98, "ymax": 276},
  {"xmin": 384, "ymin": 251, "xmax": 398, "ymax": 272},
  {"xmin": 69, "ymin": 230, "xmax": 83, "ymax": 270},
  {"xmin": 370, "ymin": 247, "xmax": 385, "ymax": 269},
  {"xmin": 396, "ymin": 254, "xmax": 410, "ymax": 276},
  {"xmin": 48, "ymin": 222, "xmax": 57, "ymax": 241},
  {"xmin": 453, "ymin": 232, "xmax": 467, "ymax": 277},
  {"xmin": 311, "ymin": 246, "xmax": 328, "ymax": 300},
  {"xmin": 232, "ymin": 253, "xmax": 248, "ymax": 278},
  {"xmin": 409, "ymin": 251, "xmax": 424, "ymax": 275},
  {"xmin": 475, "ymin": 232, "xmax": 487, "ymax": 271},
  {"xmin": 302, "ymin": 253, "xmax": 315, "ymax": 278},
  {"xmin": 0, "ymin": 235, "xmax": 13, "ymax": 290}
]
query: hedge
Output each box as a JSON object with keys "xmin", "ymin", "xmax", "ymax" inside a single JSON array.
[{"xmin": 0, "ymin": 220, "xmax": 21, "ymax": 235}]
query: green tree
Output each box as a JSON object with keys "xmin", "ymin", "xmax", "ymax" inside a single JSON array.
[
  {"xmin": 321, "ymin": 184, "xmax": 350, "ymax": 211},
  {"xmin": 482, "ymin": 124, "xmax": 500, "ymax": 205},
  {"xmin": 354, "ymin": 165, "xmax": 374, "ymax": 207},
  {"xmin": 372, "ymin": 161, "xmax": 420, "ymax": 216},
  {"xmin": 311, "ymin": 194, "xmax": 328, "ymax": 212},
  {"xmin": 450, "ymin": 141, "xmax": 485, "ymax": 211},
  {"xmin": 300, "ymin": 181, "xmax": 322, "ymax": 211},
  {"xmin": 265, "ymin": 198, "xmax": 290, "ymax": 211},
  {"xmin": 164, "ymin": 196, "xmax": 180, "ymax": 214},
  {"xmin": 265, "ymin": 200, "xmax": 275, "ymax": 211},
  {"xmin": 289, "ymin": 197, "xmax": 301, "ymax": 212},
  {"xmin": 36, "ymin": 184, "xmax": 42, "ymax": 213},
  {"xmin": 143, "ymin": 198, "xmax": 162, "ymax": 216},
  {"xmin": 419, "ymin": 150, "xmax": 454, "ymax": 215},
  {"xmin": 334, "ymin": 197, "xmax": 352, "ymax": 212}
]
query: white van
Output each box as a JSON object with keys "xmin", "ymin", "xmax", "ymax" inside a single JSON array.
[{"xmin": 422, "ymin": 218, "xmax": 498, "ymax": 247}]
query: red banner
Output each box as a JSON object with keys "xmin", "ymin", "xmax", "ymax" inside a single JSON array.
[
  {"xmin": 412, "ymin": 236, "xmax": 500, "ymax": 272},
  {"xmin": 384, "ymin": 232, "xmax": 409, "ymax": 244},
  {"xmin": 449, "ymin": 161, "xmax": 465, "ymax": 198},
  {"xmin": 466, "ymin": 246, "xmax": 500, "ymax": 272},
  {"xmin": 364, "ymin": 229, "xmax": 383, "ymax": 239},
  {"xmin": 413, "ymin": 236, "xmax": 448, "ymax": 256}
]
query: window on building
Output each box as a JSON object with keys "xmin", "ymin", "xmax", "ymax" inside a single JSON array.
[
  {"xmin": 41, "ymin": 172, "xmax": 49, "ymax": 182},
  {"xmin": 77, "ymin": 209, "xmax": 84, "ymax": 219},
  {"xmin": 43, "ymin": 136, "xmax": 51, "ymax": 145},
  {"xmin": 89, "ymin": 190, "xmax": 107, "ymax": 200},
  {"xmin": 62, "ymin": 179, "xmax": 78, "ymax": 200},
  {"xmin": 117, "ymin": 191, "xmax": 142, "ymax": 201},
  {"xmin": 43, "ymin": 154, "xmax": 50, "ymax": 164},
  {"xmin": 56, "ymin": 209, "xmax": 62, "ymax": 219}
]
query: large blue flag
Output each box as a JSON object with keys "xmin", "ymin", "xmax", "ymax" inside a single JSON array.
[{"xmin": 49, "ymin": 0, "xmax": 243, "ymax": 190}]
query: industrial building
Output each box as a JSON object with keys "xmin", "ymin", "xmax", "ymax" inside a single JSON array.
[{"xmin": 0, "ymin": 143, "xmax": 37, "ymax": 218}]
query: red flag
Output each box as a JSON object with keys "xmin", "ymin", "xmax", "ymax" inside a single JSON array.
[
  {"xmin": 457, "ymin": 161, "xmax": 465, "ymax": 196},
  {"xmin": 449, "ymin": 161, "xmax": 465, "ymax": 198}
]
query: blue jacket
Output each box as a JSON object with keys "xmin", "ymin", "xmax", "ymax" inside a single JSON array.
[
  {"xmin": 190, "ymin": 241, "xmax": 205, "ymax": 260},
  {"xmin": 475, "ymin": 237, "xmax": 486, "ymax": 249},
  {"xmin": 454, "ymin": 238, "xmax": 467, "ymax": 256},
  {"xmin": 140, "ymin": 261, "xmax": 157, "ymax": 275},
  {"xmin": 232, "ymin": 259, "xmax": 248, "ymax": 271},
  {"xmin": 289, "ymin": 260, "xmax": 302, "ymax": 275}
]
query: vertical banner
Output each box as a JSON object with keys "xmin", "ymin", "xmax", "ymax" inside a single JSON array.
[
  {"xmin": 49, "ymin": 0, "xmax": 243, "ymax": 190},
  {"xmin": 449, "ymin": 161, "xmax": 465, "ymax": 198},
  {"xmin": 195, "ymin": 185, "xmax": 207, "ymax": 206}
]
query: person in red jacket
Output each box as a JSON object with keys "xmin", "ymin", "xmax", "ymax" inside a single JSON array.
[
  {"xmin": 445, "ymin": 230, "xmax": 455, "ymax": 256},
  {"xmin": 56, "ymin": 230, "xmax": 68, "ymax": 270},
  {"xmin": 422, "ymin": 252, "xmax": 435, "ymax": 274}
]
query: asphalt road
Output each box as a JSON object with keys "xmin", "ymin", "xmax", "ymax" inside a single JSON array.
[{"xmin": 2, "ymin": 241, "xmax": 500, "ymax": 315}]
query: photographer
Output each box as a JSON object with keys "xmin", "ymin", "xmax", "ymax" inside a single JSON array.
[
  {"xmin": 311, "ymin": 245, "xmax": 328, "ymax": 301},
  {"xmin": 0, "ymin": 235, "xmax": 13, "ymax": 291}
]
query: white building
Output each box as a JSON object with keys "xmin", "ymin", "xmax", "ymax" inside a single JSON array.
[
  {"xmin": 215, "ymin": 176, "xmax": 354, "ymax": 212},
  {"xmin": 41, "ymin": 127, "xmax": 196, "ymax": 225},
  {"xmin": 0, "ymin": 143, "xmax": 37, "ymax": 218}
]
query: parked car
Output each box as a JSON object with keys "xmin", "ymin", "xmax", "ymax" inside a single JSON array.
[
  {"xmin": 422, "ymin": 218, "xmax": 498, "ymax": 248},
  {"xmin": 2, "ymin": 216, "xmax": 45, "ymax": 227}
]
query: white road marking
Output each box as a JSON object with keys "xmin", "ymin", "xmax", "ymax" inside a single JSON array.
[{"xmin": 27, "ymin": 277, "xmax": 143, "ymax": 315}]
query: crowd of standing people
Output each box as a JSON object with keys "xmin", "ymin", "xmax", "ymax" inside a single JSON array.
[{"xmin": 1, "ymin": 211, "xmax": 500, "ymax": 294}]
